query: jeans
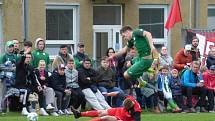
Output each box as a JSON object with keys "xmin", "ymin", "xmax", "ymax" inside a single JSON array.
[{"xmin": 98, "ymin": 86, "xmax": 126, "ymax": 107}]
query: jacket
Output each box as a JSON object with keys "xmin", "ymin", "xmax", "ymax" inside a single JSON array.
[
  {"xmin": 52, "ymin": 52, "xmax": 73, "ymax": 71},
  {"xmin": 0, "ymin": 41, "xmax": 19, "ymax": 64},
  {"xmin": 73, "ymin": 52, "xmax": 89, "ymax": 69},
  {"xmin": 77, "ymin": 66, "xmax": 99, "ymax": 89},
  {"xmin": 34, "ymin": 69, "xmax": 50, "ymax": 86},
  {"xmin": 190, "ymin": 47, "xmax": 200, "ymax": 61},
  {"xmin": 159, "ymin": 54, "xmax": 173, "ymax": 69},
  {"xmin": 203, "ymin": 71, "xmax": 215, "ymax": 90},
  {"xmin": 206, "ymin": 55, "xmax": 215, "ymax": 69},
  {"xmin": 49, "ymin": 70, "xmax": 66, "ymax": 92},
  {"xmin": 157, "ymin": 74, "xmax": 171, "ymax": 92},
  {"xmin": 173, "ymin": 48, "xmax": 192, "ymax": 72},
  {"xmin": 169, "ymin": 76, "xmax": 182, "ymax": 95},
  {"xmin": 15, "ymin": 55, "xmax": 38, "ymax": 89},
  {"xmin": 181, "ymin": 69, "xmax": 202, "ymax": 88},
  {"xmin": 65, "ymin": 67, "xmax": 79, "ymax": 88},
  {"xmin": 31, "ymin": 38, "xmax": 50, "ymax": 69},
  {"xmin": 96, "ymin": 66, "xmax": 116, "ymax": 88}
]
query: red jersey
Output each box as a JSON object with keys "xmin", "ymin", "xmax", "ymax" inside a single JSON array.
[{"xmin": 107, "ymin": 95, "xmax": 142, "ymax": 121}]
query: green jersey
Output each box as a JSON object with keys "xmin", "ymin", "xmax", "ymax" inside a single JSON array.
[
  {"xmin": 127, "ymin": 29, "xmax": 151, "ymax": 57},
  {"xmin": 31, "ymin": 49, "xmax": 50, "ymax": 69},
  {"xmin": 0, "ymin": 53, "xmax": 18, "ymax": 64}
]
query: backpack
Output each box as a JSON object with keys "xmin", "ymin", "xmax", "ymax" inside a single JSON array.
[{"xmin": 179, "ymin": 68, "xmax": 187, "ymax": 78}]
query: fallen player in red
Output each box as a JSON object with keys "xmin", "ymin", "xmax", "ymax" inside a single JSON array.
[{"xmin": 72, "ymin": 95, "xmax": 142, "ymax": 121}]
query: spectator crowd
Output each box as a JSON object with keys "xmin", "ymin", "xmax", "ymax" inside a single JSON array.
[{"xmin": 0, "ymin": 30, "xmax": 215, "ymax": 118}]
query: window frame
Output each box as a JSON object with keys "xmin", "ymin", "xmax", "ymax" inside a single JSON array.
[
  {"xmin": 45, "ymin": 3, "xmax": 79, "ymax": 59},
  {"xmin": 139, "ymin": 5, "xmax": 168, "ymax": 45}
]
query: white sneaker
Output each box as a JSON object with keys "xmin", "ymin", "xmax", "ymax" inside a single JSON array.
[
  {"xmin": 40, "ymin": 108, "xmax": 49, "ymax": 116},
  {"xmin": 209, "ymin": 110, "xmax": 215, "ymax": 113},
  {"xmin": 58, "ymin": 110, "xmax": 65, "ymax": 115},
  {"xmin": 46, "ymin": 104, "xmax": 55, "ymax": 110},
  {"xmin": 64, "ymin": 109, "xmax": 72, "ymax": 115},
  {"xmin": 21, "ymin": 107, "xmax": 29, "ymax": 116},
  {"xmin": 51, "ymin": 112, "xmax": 59, "ymax": 116},
  {"xmin": 67, "ymin": 108, "xmax": 73, "ymax": 114}
]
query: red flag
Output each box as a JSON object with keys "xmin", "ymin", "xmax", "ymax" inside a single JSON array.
[{"xmin": 165, "ymin": 0, "xmax": 182, "ymax": 30}]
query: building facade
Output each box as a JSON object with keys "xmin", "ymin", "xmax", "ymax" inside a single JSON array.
[{"xmin": 0, "ymin": 0, "xmax": 215, "ymax": 61}]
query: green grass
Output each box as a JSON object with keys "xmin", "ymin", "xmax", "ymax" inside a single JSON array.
[{"xmin": 0, "ymin": 112, "xmax": 215, "ymax": 121}]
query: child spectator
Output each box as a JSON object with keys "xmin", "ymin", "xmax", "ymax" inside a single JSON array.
[
  {"xmin": 157, "ymin": 65, "xmax": 181, "ymax": 112},
  {"xmin": 169, "ymin": 69, "xmax": 184, "ymax": 111}
]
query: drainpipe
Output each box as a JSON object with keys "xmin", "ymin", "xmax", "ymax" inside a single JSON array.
[
  {"xmin": 22, "ymin": 0, "xmax": 28, "ymax": 41},
  {"xmin": 195, "ymin": 0, "xmax": 200, "ymax": 28},
  {"xmin": 189, "ymin": 0, "xmax": 192, "ymax": 28}
]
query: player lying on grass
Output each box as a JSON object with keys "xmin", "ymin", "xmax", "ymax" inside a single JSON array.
[{"xmin": 72, "ymin": 95, "xmax": 141, "ymax": 121}]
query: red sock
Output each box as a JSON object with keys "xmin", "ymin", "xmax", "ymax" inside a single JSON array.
[
  {"xmin": 90, "ymin": 118, "xmax": 102, "ymax": 121},
  {"xmin": 81, "ymin": 110, "xmax": 99, "ymax": 117}
]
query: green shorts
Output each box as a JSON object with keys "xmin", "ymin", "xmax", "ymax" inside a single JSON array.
[{"xmin": 127, "ymin": 58, "xmax": 153, "ymax": 80}]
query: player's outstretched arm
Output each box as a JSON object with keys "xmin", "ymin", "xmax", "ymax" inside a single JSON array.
[{"xmin": 109, "ymin": 46, "xmax": 128, "ymax": 60}]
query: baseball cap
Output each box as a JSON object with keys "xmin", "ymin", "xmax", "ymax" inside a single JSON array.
[
  {"xmin": 6, "ymin": 41, "xmax": 14, "ymax": 47},
  {"xmin": 185, "ymin": 44, "xmax": 192, "ymax": 51},
  {"xmin": 210, "ymin": 65, "xmax": 215, "ymax": 70},
  {"xmin": 78, "ymin": 42, "xmax": 84, "ymax": 47},
  {"xmin": 58, "ymin": 64, "xmax": 66, "ymax": 69}
]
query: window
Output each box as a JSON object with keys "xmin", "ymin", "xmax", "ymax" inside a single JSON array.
[
  {"xmin": 93, "ymin": 5, "xmax": 121, "ymax": 25},
  {"xmin": 46, "ymin": 4, "xmax": 79, "ymax": 58},
  {"xmin": 139, "ymin": 5, "xmax": 168, "ymax": 50},
  {"xmin": 46, "ymin": 10, "xmax": 73, "ymax": 40},
  {"xmin": 208, "ymin": 6, "xmax": 215, "ymax": 29}
]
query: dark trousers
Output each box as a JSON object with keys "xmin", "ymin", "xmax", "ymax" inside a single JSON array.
[
  {"xmin": 135, "ymin": 88, "xmax": 144, "ymax": 108},
  {"xmin": 145, "ymin": 93, "xmax": 159, "ymax": 109},
  {"xmin": 69, "ymin": 88, "xmax": 85, "ymax": 109},
  {"xmin": 37, "ymin": 91, "xmax": 45, "ymax": 108},
  {"xmin": 54, "ymin": 90, "xmax": 64, "ymax": 110},
  {"xmin": 173, "ymin": 95, "xmax": 184, "ymax": 110},
  {"xmin": 182, "ymin": 87, "xmax": 207, "ymax": 108},
  {"xmin": 207, "ymin": 89, "xmax": 214, "ymax": 110}
]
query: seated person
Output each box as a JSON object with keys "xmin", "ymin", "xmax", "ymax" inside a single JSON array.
[
  {"xmin": 34, "ymin": 60, "xmax": 56, "ymax": 116},
  {"xmin": 169, "ymin": 69, "xmax": 185, "ymax": 111},
  {"xmin": 203, "ymin": 65, "xmax": 215, "ymax": 112},
  {"xmin": 78, "ymin": 58, "xmax": 110, "ymax": 110},
  {"xmin": 157, "ymin": 65, "xmax": 181, "ymax": 112},
  {"xmin": 96, "ymin": 56, "xmax": 125, "ymax": 107},
  {"xmin": 49, "ymin": 64, "xmax": 71, "ymax": 115},
  {"xmin": 181, "ymin": 61, "xmax": 207, "ymax": 112},
  {"xmin": 65, "ymin": 59, "xmax": 85, "ymax": 113},
  {"xmin": 141, "ymin": 67, "xmax": 160, "ymax": 113},
  {"xmin": 173, "ymin": 44, "xmax": 192, "ymax": 72}
]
